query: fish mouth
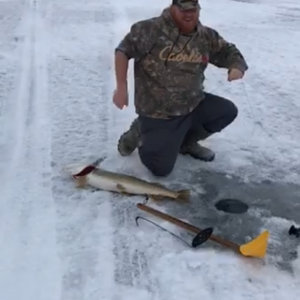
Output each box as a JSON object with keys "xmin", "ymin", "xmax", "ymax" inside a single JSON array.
[
  {"xmin": 65, "ymin": 158, "xmax": 103, "ymax": 177},
  {"xmin": 63, "ymin": 162, "xmax": 87, "ymax": 174},
  {"xmin": 63, "ymin": 162, "xmax": 96, "ymax": 177},
  {"xmin": 73, "ymin": 165, "xmax": 96, "ymax": 177}
]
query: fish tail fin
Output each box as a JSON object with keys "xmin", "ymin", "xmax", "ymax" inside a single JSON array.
[{"xmin": 176, "ymin": 189, "xmax": 190, "ymax": 202}]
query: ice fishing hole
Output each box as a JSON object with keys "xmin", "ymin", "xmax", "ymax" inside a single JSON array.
[{"xmin": 215, "ymin": 198, "xmax": 249, "ymax": 214}]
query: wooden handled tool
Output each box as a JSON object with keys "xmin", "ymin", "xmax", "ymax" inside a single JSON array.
[{"xmin": 137, "ymin": 203, "xmax": 269, "ymax": 258}]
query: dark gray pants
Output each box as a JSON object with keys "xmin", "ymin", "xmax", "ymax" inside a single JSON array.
[{"xmin": 138, "ymin": 92, "xmax": 238, "ymax": 176}]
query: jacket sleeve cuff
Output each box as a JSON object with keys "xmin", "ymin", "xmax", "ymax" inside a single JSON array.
[{"xmin": 229, "ymin": 60, "xmax": 249, "ymax": 73}]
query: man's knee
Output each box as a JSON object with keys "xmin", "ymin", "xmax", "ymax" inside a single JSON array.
[
  {"xmin": 212, "ymin": 99, "xmax": 238, "ymax": 132},
  {"xmin": 225, "ymin": 99, "xmax": 238, "ymax": 124},
  {"xmin": 200, "ymin": 96, "xmax": 238, "ymax": 133},
  {"xmin": 138, "ymin": 148, "xmax": 175, "ymax": 177},
  {"xmin": 150, "ymin": 164, "xmax": 174, "ymax": 177}
]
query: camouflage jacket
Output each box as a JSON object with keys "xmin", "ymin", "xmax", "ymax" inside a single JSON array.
[{"xmin": 116, "ymin": 7, "xmax": 248, "ymax": 119}]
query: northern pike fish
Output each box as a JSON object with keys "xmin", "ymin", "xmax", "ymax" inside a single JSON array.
[{"xmin": 63, "ymin": 161, "xmax": 190, "ymax": 201}]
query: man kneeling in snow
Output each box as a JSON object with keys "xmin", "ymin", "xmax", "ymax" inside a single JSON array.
[{"xmin": 112, "ymin": 0, "xmax": 248, "ymax": 177}]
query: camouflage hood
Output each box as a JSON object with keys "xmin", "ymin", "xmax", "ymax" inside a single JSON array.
[{"xmin": 116, "ymin": 7, "xmax": 248, "ymax": 118}]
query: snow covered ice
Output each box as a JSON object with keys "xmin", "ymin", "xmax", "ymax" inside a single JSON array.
[{"xmin": 0, "ymin": 0, "xmax": 300, "ymax": 299}]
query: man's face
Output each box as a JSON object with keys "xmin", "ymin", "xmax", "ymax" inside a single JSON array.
[{"xmin": 170, "ymin": 5, "xmax": 200, "ymax": 33}]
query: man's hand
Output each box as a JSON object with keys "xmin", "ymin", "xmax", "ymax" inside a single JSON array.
[
  {"xmin": 113, "ymin": 84, "xmax": 128, "ymax": 109},
  {"xmin": 228, "ymin": 68, "xmax": 244, "ymax": 82}
]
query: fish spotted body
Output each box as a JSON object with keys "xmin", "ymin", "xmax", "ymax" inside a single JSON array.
[{"xmin": 63, "ymin": 162, "xmax": 190, "ymax": 202}]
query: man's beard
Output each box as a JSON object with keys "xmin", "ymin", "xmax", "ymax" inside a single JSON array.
[
  {"xmin": 172, "ymin": 13, "xmax": 198, "ymax": 33},
  {"xmin": 177, "ymin": 20, "xmax": 198, "ymax": 33}
]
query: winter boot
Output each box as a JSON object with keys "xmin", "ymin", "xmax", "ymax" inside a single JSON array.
[
  {"xmin": 117, "ymin": 117, "xmax": 141, "ymax": 156},
  {"xmin": 180, "ymin": 127, "xmax": 215, "ymax": 162}
]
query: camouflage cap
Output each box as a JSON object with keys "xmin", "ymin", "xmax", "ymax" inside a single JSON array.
[{"xmin": 172, "ymin": 0, "xmax": 200, "ymax": 11}]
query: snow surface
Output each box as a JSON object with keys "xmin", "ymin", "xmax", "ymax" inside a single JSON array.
[{"xmin": 0, "ymin": 0, "xmax": 300, "ymax": 299}]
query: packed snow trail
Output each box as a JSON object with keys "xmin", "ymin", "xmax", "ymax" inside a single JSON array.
[
  {"xmin": 0, "ymin": 0, "xmax": 60, "ymax": 299},
  {"xmin": 49, "ymin": 0, "xmax": 115, "ymax": 299},
  {"xmin": 0, "ymin": 0, "xmax": 300, "ymax": 299}
]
